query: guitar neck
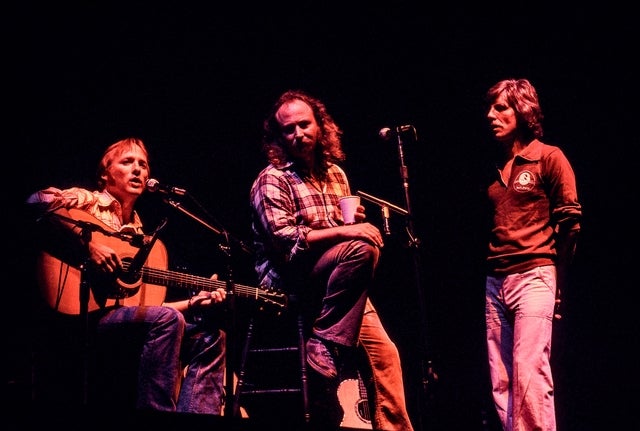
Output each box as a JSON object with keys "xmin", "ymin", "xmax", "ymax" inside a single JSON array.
[
  {"xmin": 132, "ymin": 263, "xmax": 254, "ymax": 297},
  {"xmin": 122, "ymin": 262, "xmax": 287, "ymax": 309},
  {"xmin": 358, "ymin": 371, "xmax": 368, "ymax": 399}
]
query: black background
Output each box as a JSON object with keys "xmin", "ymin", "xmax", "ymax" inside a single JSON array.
[{"xmin": 7, "ymin": 4, "xmax": 635, "ymax": 430}]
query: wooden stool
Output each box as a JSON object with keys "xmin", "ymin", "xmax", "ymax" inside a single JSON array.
[{"xmin": 233, "ymin": 299, "xmax": 311, "ymax": 427}]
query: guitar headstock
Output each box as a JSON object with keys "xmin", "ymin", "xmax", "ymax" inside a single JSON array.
[
  {"xmin": 254, "ymin": 287, "xmax": 288, "ymax": 311},
  {"xmin": 231, "ymin": 284, "xmax": 289, "ymax": 313}
]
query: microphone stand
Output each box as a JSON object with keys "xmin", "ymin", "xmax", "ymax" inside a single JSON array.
[
  {"xmin": 370, "ymin": 125, "xmax": 437, "ymax": 431},
  {"xmin": 162, "ymin": 196, "xmax": 253, "ymax": 420},
  {"xmin": 78, "ymin": 232, "xmax": 91, "ymax": 407}
]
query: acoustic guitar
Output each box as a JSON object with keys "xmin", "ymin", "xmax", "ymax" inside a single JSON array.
[
  {"xmin": 37, "ymin": 209, "xmax": 287, "ymax": 315},
  {"xmin": 337, "ymin": 370, "xmax": 372, "ymax": 429}
]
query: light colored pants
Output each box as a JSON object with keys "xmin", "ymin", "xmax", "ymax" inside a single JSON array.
[
  {"xmin": 360, "ymin": 298, "xmax": 414, "ymax": 431},
  {"xmin": 485, "ymin": 265, "xmax": 557, "ymax": 431}
]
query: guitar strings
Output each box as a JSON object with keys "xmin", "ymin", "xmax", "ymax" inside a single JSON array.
[{"xmin": 120, "ymin": 261, "xmax": 286, "ymax": 308}]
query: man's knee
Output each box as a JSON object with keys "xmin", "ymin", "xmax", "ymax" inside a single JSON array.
[{"xmin": 351, "ymin": 240, "xmax": 380, "ymax": 265}]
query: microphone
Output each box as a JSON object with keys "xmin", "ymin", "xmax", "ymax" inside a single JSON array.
[
  {"xmin": 378, "ymin": 125, "xmax": 414, "ymax": 140},
  {"xmin": 146, "ymin": 178, "xmax": 187, "ymax": 196},
  {"xmin": 381, "ymin": 205, "xmax": 391, "ymax": 236}
]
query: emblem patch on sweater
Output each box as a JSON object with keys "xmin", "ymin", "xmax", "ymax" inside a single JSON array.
[{"xmin": 513, "ymin": 170, "xmax": 535, "ymax": 192}]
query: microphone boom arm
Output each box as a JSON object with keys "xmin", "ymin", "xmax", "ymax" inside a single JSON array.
[
  {"xmin": 356, "ymin": 190, "xmax": 408, "ymax": 216},
  {"xmin": 162, "ymin": 198, "xmax": 253, "ymax": 255}
]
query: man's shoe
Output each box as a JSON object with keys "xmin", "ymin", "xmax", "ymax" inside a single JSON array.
[{"xmin": 306, "ymin": 337, "xmax": 338, "ymax": 379}]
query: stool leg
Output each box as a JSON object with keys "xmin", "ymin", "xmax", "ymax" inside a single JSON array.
[
  {"xmin": 233, "ymin": 317, "xmax": 255, "ymax": 418},
  {"xmin": 297, "ymin": 313, "xmax": 311, "ymax": 424},
  {"xmin": 234, "ymin": 311, "xmax": 311, "ymax": 426}
]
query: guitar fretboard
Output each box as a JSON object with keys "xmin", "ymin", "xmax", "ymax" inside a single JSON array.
[{"xmin": 121, "ymin": 262, "xmax": 287, "ymax": 309}]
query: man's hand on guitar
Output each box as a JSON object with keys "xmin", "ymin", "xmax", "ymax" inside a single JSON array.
[
  {"xmin": 88, "ymin": 241, "xmax": 122, "ymax": 274},
  {"xmin": 188, "ymin": 274, "xmax": 227, "ymax": 310}
]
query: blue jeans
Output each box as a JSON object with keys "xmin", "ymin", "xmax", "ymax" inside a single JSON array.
[
  {"xmin": 177, "ymin": 322, "xmax": 226, "ymax": 414},
  {"xmin": 308, "ymin": 239, "xmax": 378, "ymax": 346},
  {"xmin": 485, "ymin": 265, "xmax": 557, "ymax": 431},
  {"xmin": 97, "ymin": 306, "xmax": 226, "ymax": 414},
  {"xmin": 97, "ymin": 305, "xmax": 185, "ymax": 411}
]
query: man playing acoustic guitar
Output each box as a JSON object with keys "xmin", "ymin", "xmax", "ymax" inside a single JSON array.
[{"xmin": 26, "ymin": 137, "xmax": 228, "ymax": 414}]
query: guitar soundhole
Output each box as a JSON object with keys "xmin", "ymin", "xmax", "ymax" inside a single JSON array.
[
  {"xmin": 357, "ymin": 400, "xmax": 371, "ymax": 422},
  {"xmin": 111, "ymin": 257, "xmax": 143, "ymax": 297}
]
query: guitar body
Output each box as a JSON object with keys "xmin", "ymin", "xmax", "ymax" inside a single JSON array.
[
  {"xmin": 37, "ymin": 209, "xmax": 168, "ymax": 315},
  {"xmin": 337, "ymin": 376, "xmax": 372, "ymax": 429}
]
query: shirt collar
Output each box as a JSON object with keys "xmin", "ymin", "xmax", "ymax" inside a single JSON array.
[{"xmin": 516, "ymin": 139, "xmax": 543, "ymax": 162}]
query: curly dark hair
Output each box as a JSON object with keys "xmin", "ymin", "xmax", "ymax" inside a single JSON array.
[
  {"xmin": 261, "ymin": 89, "xmax": 346, "ymax": 173},
  {"xmin": 486, "ymin": 78, "xmax": 544, "ymax": 139}
]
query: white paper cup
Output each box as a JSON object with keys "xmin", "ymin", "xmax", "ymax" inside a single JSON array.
[{"xmin": 339, "ymin": 195, "xmax": 360, "ymax": 225}]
